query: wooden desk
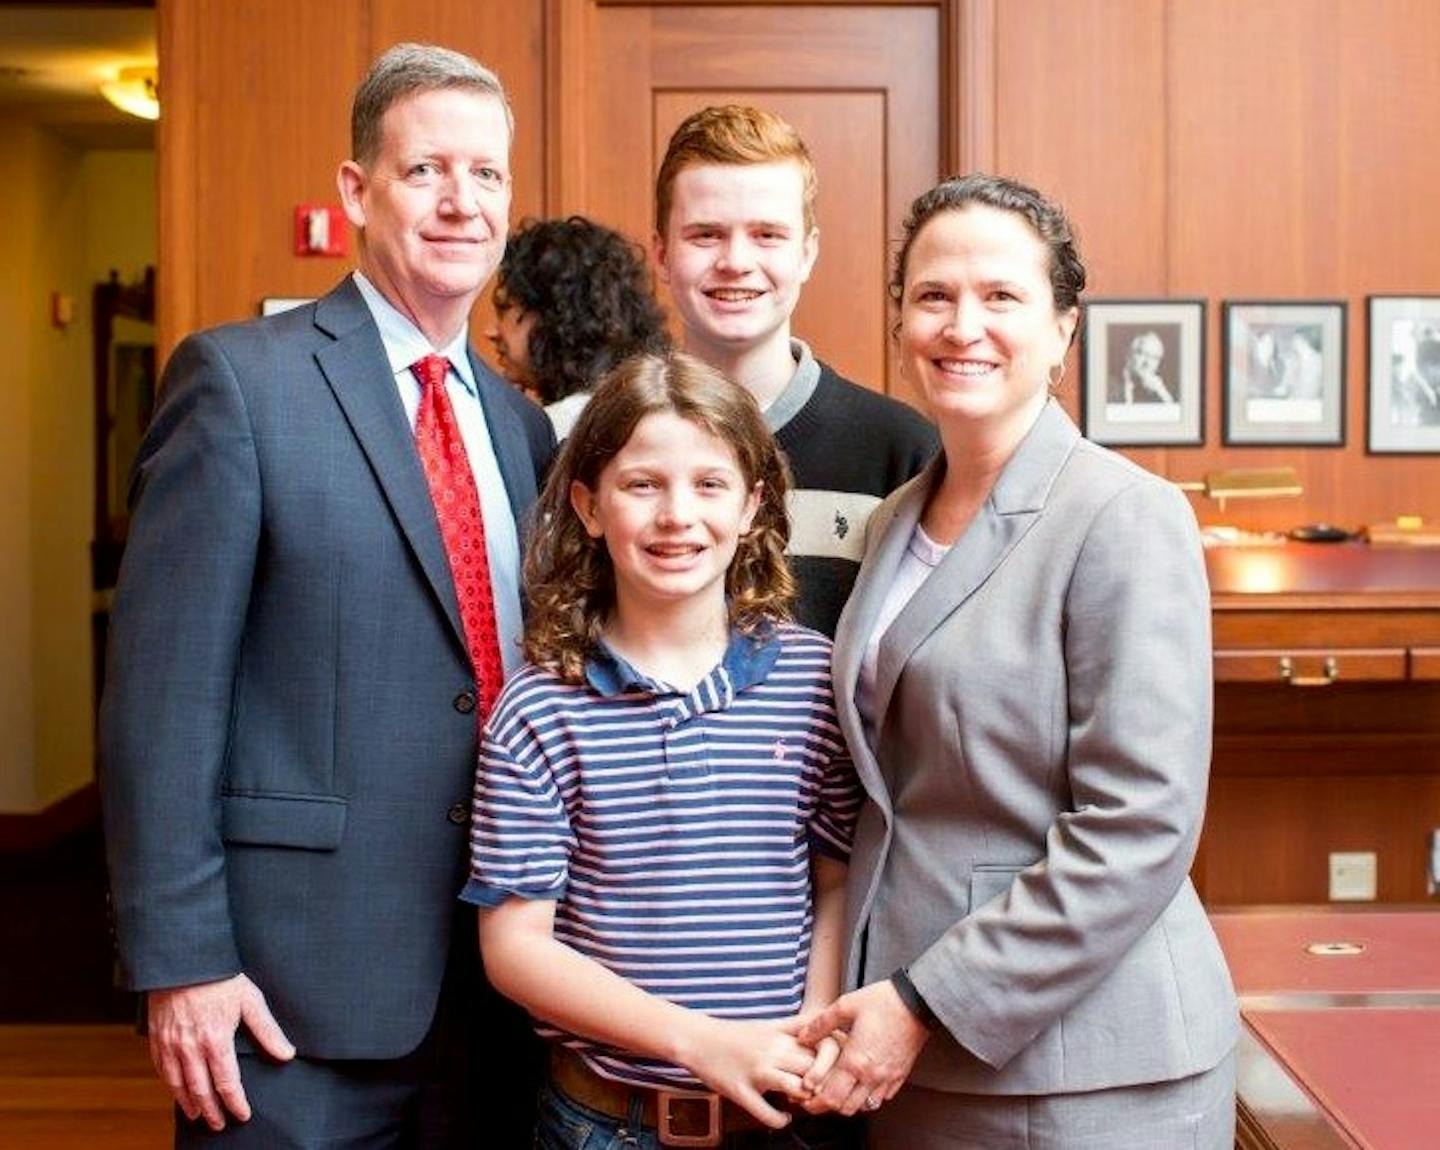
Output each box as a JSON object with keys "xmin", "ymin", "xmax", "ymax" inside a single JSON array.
[
  {"xmin": 1212, "ymin": 906, "xmax": 1440, "ymax": 1150},
  {"xmin": 1199, "ymin": 544, "xmax": 1440, "ymax": 905}
]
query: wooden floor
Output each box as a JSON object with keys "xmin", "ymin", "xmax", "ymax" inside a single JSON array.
[{"xmin": 0, "ymin": 1025, "xmax": 170, "ymax": 1148}]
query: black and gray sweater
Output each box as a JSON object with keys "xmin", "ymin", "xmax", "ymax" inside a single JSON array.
[{"xmin": 773, "ymin": 357, "xmax": 939, "ymax": 637}]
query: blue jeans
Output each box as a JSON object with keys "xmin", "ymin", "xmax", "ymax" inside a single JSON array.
[{"xmin": 534, "ymin": 1079, "xmax": 861, "ymax": 1150}]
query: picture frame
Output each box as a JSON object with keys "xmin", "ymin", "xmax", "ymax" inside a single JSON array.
[
  {"xmin": 1081, "ymin": 299, "xmax": 1206, "ymax": 446},
  {"xmin": 1222, "ymin": 300, "xmax": 1346, "ymax": 446},
  {"xmin": 1366, "ymin": 295, "xmax": 1440, "ymax": 454}
]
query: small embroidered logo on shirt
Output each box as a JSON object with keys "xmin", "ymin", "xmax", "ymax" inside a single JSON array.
[
  {"xmin": 834, "ymin": 510, "xmax": 850, "ymax": 540},
  {"xmin": 773, "ymin": 741, "xmax": 788, "ymax": 762}
]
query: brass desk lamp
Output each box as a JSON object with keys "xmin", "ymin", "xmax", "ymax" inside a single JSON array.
[{"xmin": 1173, "ymin": 466, "xmax": 1302, "ymax": 513}]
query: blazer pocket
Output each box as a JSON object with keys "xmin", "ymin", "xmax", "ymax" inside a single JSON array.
[
  {"xmin": 969, "ymin": 863, "xmax": 1026, "ymax": 915},
  {"xmin": 220, "ymin": 791, "xmax": 347, "ymax": 850}
]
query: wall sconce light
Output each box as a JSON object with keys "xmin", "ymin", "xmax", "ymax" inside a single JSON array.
[
  {"xmin": 1174, "ymin": 466, "xmax": 1303, "ymax": 513},
  {"xmin": 101, "ymin": 66, "xmax": 159, "ymax": 121}
]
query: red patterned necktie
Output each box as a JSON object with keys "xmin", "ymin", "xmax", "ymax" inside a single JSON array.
[{"xmin": 411, "ymin": 354, "xmax": 505, "ymax": 720}]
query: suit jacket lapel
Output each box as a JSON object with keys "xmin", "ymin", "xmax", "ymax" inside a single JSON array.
[
  {"xmin": 832, "ymin": 465, "xmax": 933, "ymax": 710},
  {"xmin": 832, "ymin": 467, "xmax": 935, "ymax": 818},
  {"xmin": 313, "ymin": 278, "xmax": 468, "ymax": 659},
  {"xmin": 870, "ymin": 401, "xmax": 1081, "ymax": 724}
]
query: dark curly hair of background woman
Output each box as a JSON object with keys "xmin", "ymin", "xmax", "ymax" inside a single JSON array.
[{"xmin": 497, "ymin": 216, "xmax": 671, "ymax": 405}]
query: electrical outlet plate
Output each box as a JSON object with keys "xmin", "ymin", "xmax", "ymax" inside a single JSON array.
[{"xmin": 1329, "ymin": 851, "xmax": 1377, "ymax": 901}]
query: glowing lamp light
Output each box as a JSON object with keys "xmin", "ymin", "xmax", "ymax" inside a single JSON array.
[
  {"xmin": 1229, "ymin": 552, "xmax": 1290, "ymax": 594},
  {"xmin": 101, "ymin": 66, "xmax": 159, "ymax": 121}
]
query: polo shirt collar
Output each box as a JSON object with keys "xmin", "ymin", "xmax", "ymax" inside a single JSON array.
[{"xmin": 584, "ymin": 626, "xmax": 783, "ymax": 704}]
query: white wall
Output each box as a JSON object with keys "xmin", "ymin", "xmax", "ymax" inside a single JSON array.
[
  {"xmin": 0, "ymin": 122, "xmax": 156, "ymax": 813},
  {"xmin": 0, "ymin": 115, "xmax": 41, "ymax": 811},
  {"xmin": 30, "ymin": 124, "xmax": 95, "ymax": 811},
  {"xmin": 83, "ymin": 150, "xmax": 157, "ymax": 284}
]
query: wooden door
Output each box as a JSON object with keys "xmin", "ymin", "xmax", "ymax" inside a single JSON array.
[{"xmin": 549, "ymin": 1, "xmax": 943, "ymax": 404}]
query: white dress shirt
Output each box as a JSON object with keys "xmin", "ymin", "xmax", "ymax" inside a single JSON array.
[{"xmin": 353, "ymin": 271, "xmax": 525, "ymax": 675}]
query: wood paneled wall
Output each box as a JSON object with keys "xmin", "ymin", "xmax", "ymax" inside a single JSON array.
[
  {"xmin": 157, "ymin": 0, "xmax": 548, "ymax": 355},
  {"xmin": 159, "ymin": 0, "xmax": 1440, "ymax": 531},
  {"xmin": 989, "ymin": 0, "xmax": 1440, "ymax": 531},
  {"xmin": 1204, "ymin": 682, "xmax": 1440, "ymax": 904},
  {"xmin": 153, "ymin": 1, "xmax": 1440, "ymax": 908}
]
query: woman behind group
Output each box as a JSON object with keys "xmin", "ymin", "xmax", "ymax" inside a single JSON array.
[
  {"xmin": 488, "ymin": 215, "xmax": 671, "ymax": 438},
  {"xmin": 798, "ymin": 174, "xmax": 1239, "ymax": 1148}
]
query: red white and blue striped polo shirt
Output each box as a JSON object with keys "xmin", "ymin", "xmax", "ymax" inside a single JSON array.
[{"xmin": 463, "ymin": 622, "xmax": 861, "ymax": 1090}]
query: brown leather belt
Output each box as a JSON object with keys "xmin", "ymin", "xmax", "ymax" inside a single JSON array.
[{"xmin": 548, "ymin": 1045, "xmax": 768, "ymax": 1147}]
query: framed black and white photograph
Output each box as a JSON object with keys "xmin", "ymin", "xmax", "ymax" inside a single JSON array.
[
  {"xmin": 1080, "ymin": 299, "xmax": 1205, "ymax": 446},
  {"xmin": 1223, "ymin": 300, "xmax": 1346, "ymax": 446},
  {"xmin": 1367, "ymin": 295, "xmax": 1440, "ymax": 454}
]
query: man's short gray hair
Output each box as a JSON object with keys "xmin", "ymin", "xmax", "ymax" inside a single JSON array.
[{"xmin": 351, "ymin": 43, "xmax": 512, "ymax": 164}]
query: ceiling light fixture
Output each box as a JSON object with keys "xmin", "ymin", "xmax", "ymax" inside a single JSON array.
[{"xmin": 100, "ymin": 66, "xmax": 159, "ymax": 121}]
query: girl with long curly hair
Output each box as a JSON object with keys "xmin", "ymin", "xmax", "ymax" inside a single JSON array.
[{"xmin": 464, "ymin": 349, "xmax": 863, "ymax": 1149}]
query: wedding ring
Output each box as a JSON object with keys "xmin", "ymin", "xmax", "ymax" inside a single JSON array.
[{"xmin": 864, "ymin": 1096, "xmax": 882, "ymax": 1111}]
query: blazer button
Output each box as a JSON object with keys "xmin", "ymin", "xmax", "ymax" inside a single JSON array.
[
  {"xmin": 447, "ymin": 802, "xmax": 468, "ymax": 826},
  {"xmin": 453, "ymin": 690, "xmax": 477, "ymax": 714}
]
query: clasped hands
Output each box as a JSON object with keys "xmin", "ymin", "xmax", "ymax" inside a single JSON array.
[
  {"xmin": 695, "ymin": 979, "xmax": 931, "ymax": 1128},
  {"xmin": 144, "ymin": 974, "xmax": 931, "ymax": 1133},
  {"xmin": 794, "ymin": 978, "xmax": 932, "ymax": 1117}
]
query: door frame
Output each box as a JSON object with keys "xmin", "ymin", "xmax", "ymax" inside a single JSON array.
[{"xmin": 540, "ymin": 0, "xmax": 998, "ymax": 215}]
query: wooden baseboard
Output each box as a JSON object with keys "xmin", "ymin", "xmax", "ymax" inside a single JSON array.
[{"xmin": 0, "ymin": 783, "xmax": 99, "ymax": 853}]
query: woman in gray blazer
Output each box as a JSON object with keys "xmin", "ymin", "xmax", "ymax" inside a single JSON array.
[{"xmin": 798, "ymin": 175, "xmax": 1238, "ymax": 1148}]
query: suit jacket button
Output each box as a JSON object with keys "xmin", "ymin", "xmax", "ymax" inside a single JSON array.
[
  {"xmin": 453, "ymin": 690, "xmax": 477, "ymax": 714},
  {"xmin": 447, "ymin": 802, "xmax": 468, "ymax": 826}
]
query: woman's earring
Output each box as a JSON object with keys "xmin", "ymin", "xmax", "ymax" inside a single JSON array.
[{"xmin": 1048, "ymin": 361, "xmax": 1067, "ymax": 390}]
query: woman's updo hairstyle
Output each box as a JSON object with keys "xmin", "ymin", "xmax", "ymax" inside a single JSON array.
[{"xmin": 890, "ymin": 173, "xmax": 1086, "ymax": 330}]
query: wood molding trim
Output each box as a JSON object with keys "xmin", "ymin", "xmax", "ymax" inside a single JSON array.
[
  {"xmin": 156, "ymin": 0, "xmax": 196, "ymax": 366},
  {"xmin": 952, "ymin": 0, "xmax": 996, "ymax": 174},
  {"xmin": 0, "ymin": 783, "xmax": 100, "ymax": 854},
  {"xmin": 595, "ymin": 0, "xmax": 934, "ymax": 5},
  {"xmin": 544, "ymin": 0, "xmax": 590, "ymax": 216}
]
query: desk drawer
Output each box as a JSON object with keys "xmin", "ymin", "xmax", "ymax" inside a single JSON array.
[
  {"xmin": 1214, "ymin": 648, "xmax": 1407, "ymax": 684},
  {"xmin": 1412, "ymin": 648, "xmax": 1440, "ymax": 680}
]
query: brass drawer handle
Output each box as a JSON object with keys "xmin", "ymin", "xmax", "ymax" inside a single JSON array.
[{"xmin": 1278, "ymin": 655, "xmax": 1338, "ymax": 686}]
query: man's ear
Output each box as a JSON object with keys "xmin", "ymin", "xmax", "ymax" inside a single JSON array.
[
  {"xmin": 651, "ymin": 230, "xmax": 671, "ymax": 286},
  {"xmin": 337, "ymin": 161, "xmax": 368, "ymax": 230},
  {"xmin": 798, "ymin": 227, "xmax": 820, "ymax": 285}
]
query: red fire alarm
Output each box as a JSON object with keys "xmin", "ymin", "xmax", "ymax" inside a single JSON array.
[{"xmin": 294, "ymin": 204, "xmax": 348, "ymax": 257}]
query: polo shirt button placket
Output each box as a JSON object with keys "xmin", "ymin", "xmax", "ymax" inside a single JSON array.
[
  {"xmin": 662, "ymin": 708, "xmax": 680, "ymax": 773},
  {"xmin": 662, "ymin": 700, "xmax": 710, "ymax": 778}
]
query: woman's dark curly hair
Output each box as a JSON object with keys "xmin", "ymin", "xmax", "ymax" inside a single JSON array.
[
  {"xmin": 524, "ymin": 351, "xmax": 795, "ymax": 683},
  {"xmin": 496, "ymin": 216, "xmax": 671, "ymax": 404}
]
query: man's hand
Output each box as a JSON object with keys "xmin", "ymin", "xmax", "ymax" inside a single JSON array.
[{"xmin": 147, "ymin": 974, "xmax": 295, "ymax": 1130}]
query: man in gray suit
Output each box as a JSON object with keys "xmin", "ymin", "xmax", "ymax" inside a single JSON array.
[{"xmin": 99, "ymin": 44, "xmax": 552, "ymax": 1146}]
